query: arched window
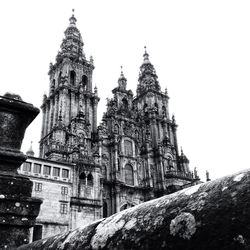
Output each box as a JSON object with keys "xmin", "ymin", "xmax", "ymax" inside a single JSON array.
[
  {"xmin": 117, "ymin": 158, "xmax": 120, "ymax": 171},
  {"xmin": 51, "ymin": 79, "xmax": 55, "ymax": 93},
  {"xmin": 102, "ymin": 165, "xmax": 107, "ymax": 179},
  {"xmin": 103, "ymin": 201, "xmax": 108, "ymax": 218},
  {"xmin": 82, "ymin": 75, "xmax": 88, "ymax": 89},
  {"xmin": 79, "ymin": 172, "xmax": 86, "ymax": 179},
  {"xmin": 58, "ymin": 72, "xmax": 62, "ymax": 85},
  {"xmin": 70, "ymin": 71, "xmax": 76, "ymax": 85},
  {"xmin": 87, "ymin": 173, "xmax": 93, "ymax": 186},
  {"xmin": 122, "ymin": 98, "xmax": 128, "ymax": 109},
  {"xmin": 167, "ymin": 156, "xmax": 174, "ymax": 170},
  {"xmin": 138, "ymin": 163, "xmax": 143, "ymax": 178},
  {"xmin": 124, "ymin": 140, "xmax": 133, "ymax": 156},
  {"xmin": 52, "ymin": 79, "xmax": 55, "ymax": 87},
  {"xmin": 78, "ymin": 172, "xmax": 86, "ymax": 195},
  {"xmin": 79, "ymin": 172, "xmax": 86, "ymax": 182},
  {"xmin": 154, "ymin": 103, "xmax": 159, "ymax": 114},
  {"xmin": 114, "ymin": 124, "xmax": 119, "ymax": 134},
  {"xmin": 125, "ymin": 165, "xmax": 134, "ymax": 185},
  {"xmin": 144, "ymin": 103, "xmax": 148, "ymax": 116},
  {"xmin": 162, "ymin": 106, "xmax": 166, "ymax": 117},
  {"xmin": 135, "ymin": 130, "xmax": 139, "ymax": 140}
]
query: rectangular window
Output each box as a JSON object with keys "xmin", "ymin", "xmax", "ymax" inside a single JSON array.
[
  {"xmin": 34, "ymin": 182, "xmax": 42, "ymax": 192},
  {"xmin": 43, "ymin": 165, "xmax": 51, "ymax": 175},
  {"xmin": 61, "ymin": 186, "xmax": 68, "ymax": 195},
  {"xmin": 62, "ymin": 169, "xmax": 69, "ymax": 178},
  {"xmin": 60, "ymin": 203, "xmax": 68, "ymax": 214},
  {"xmin": 124, "ymin": 140, "xmax": 133, "ymax": 156},
  {"xmin": 23, "ymin": 162, "xmax": 31, "ymax": 172},
  {"xmin": 33, "ymin": 163, "xmax": 41, "ymax": 174},
  {"xmin": 53, "ymin": 167, "xmax": 60, "ymax": 177}
]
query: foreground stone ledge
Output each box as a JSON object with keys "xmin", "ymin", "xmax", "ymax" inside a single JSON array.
[{"xmin": 18, "ymin": 169, "xmax": 250, "ymax": 250}]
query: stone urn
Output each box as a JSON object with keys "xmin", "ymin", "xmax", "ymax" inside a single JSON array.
[
  {"xmin": 0, "ymin": 93, "xmax": 42, "ymax": 249},
  {"xmin": 0, "ymin": 93, "xmax": 39, "ymax": 173}
]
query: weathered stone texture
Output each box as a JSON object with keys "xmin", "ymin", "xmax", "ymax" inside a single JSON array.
[{"xmin": 17, "ymin": 169, "xmax": 250, "ymax": 250}]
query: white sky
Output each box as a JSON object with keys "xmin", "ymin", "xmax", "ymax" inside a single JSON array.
[{"xmin": 1, "ymin": 0, "xmax": 250, "ymax": 181}]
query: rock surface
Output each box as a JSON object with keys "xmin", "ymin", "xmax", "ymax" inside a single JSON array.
[{"xmin": 18, "ymin": 169, "xmax": 250, "ymax": 250}]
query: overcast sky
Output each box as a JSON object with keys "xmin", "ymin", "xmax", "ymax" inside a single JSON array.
[{"xmin": 1, "ymin": 0, "xmax": 250, "ymax": 181}]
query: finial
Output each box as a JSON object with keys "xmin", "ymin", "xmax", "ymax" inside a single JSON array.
[
  {"xmin": 118, "ymin": 66, "xmax": 127, "ymax": 88},
  {"xmin": 94, "ymin": 82, "xmax": 98, "ymax": 94},
  {"xmin": 26, "ymin": 141, "xmax": 34, "ymax": 156},
  {"xmin": 206, "ymin": 170, "xmax": 211, "ymax": 181},
  {"xmin": 194, "ymin": 167, "xmax": 198, "ymax": 178},
  {"xmin": 90, "ymin": 55, "xmax": 94, "ymax": 64},
  {"xmin": 172, "ymin": 114, "xmax": 175, "ymax": 123},
  {"xmin": 143, "ymin": 46, "xmax": 150, "ymax": 63},
  {"xmin": 120, "ymin": 65, "xmax": 124, "ymax": 77},
  {"xmin": 181, "ymin": 147, "xmax": 183, "ymax": 155},
  {"xmin": 69, "ymin": 9, "xmax": 77, "ymax": 25}
]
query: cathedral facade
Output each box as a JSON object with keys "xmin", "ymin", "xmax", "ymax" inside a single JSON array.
[{"xmin": 19, "ymin": 12, "xmax": 199, "ymax": 241}]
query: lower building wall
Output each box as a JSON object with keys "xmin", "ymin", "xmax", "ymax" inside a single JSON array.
[
  {"xmin": 42, "ymin": 224, "xmax": 69, "ymax": 239},
  {"xmin": 70, "ymin": 205, "xmax": 102, "ymax": 229},
  {"xmin": 32, "ymin": 223, "xmax": 69, "ymax": 241}
]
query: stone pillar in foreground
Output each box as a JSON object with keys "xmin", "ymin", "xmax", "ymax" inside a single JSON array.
[
  {"xmin": 18, "ymin": 168, "xmax": 250, "ymax": 250},
  {"xmin": 0, "ymin": 93, "xmax": 42, "ymax": 249}
]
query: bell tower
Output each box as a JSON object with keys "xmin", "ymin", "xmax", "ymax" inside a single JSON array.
[{"xmin": 39, "ymin": 10, "xmax": 99, "ymax": 162}]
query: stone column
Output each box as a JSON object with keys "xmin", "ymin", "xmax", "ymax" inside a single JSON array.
[
  {"xmin": 42, "ymin": 104, "xmax": 47, "ymax": 138},
  {"xmin": 63, "ymin": 89, "xmax": 69, "ymax": 125},
  {"xmin": 92, "ymin": 98, "xmax": 98, "ymax": 133},
  {"xmin": 70, "ymin": 92, "xmax": 75, "ymax": 120},
  {"xmin": 115, "ymin": 186, "xmax": 120, "ymax": 213},
  {"xmin": 47, "ymin": 100, "xmax": 52, "ymax": 134},
  {"xmin": 61, "ymin": 89, "xmax": 68, "ymax": 124},
  {"xmin": 50, "ymin": 99, "xmax": 54, "ymax": 130},
  {"xmin": 172, "ymin": 123, "xmax": 179, "ymax": 157},
  {"xmin": 53, "ymin": 94, "xmax": 58, "ymax": 126},
  {"xmin": 40, "ymin": 105, "xmax": 46, "ymax": 139},
  {"xmin": 0, "ymin": 93, "xmax": 42, "ymax": 249}
]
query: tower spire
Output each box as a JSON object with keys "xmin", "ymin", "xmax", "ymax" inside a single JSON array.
[
  {"xmin": 55, "ymin": 9, "xmax": 84, "ymax": 65},
  {"xmin": 137, "ymin": 47, "xmax": 160, "ymax": 95}
]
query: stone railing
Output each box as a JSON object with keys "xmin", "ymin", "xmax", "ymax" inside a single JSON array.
[
  {"xmin": 165, "ymin": 170, "xmax": 197, "ymax": 181},
  {"xmin": 18, "ymin": 169, "xmax": 250, "ymax": 249}
]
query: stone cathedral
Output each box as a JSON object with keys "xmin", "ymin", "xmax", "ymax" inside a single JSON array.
[{"xmin": 19, "ymin": 12, "xmax": 200, "ymax": 242}]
